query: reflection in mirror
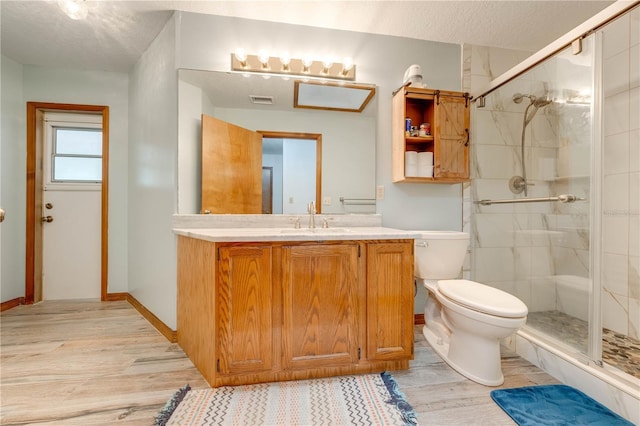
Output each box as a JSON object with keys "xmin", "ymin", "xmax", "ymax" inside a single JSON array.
[
  {"xmin": 260, "ymin": 132, "xmax": 321, "ymax": 214},
  {"xmin": 178, "ymin": 69, "xmax": 377, "ymax": 215}
]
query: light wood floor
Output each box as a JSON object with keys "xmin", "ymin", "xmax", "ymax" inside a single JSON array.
[{"xmin": 1, "ymin": 300, "xmax": 558, "ymax": 425}]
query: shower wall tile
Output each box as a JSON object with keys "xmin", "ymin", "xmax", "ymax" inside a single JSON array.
[
  {"xmin": 602, "ymin": 291, "xmax": 629, "ymax": 334},
  {"xmin": 529, "ymin": 278, "xmax": 557, "ymax": 312},
  {"xmin": 629, "ymin": 256, "xmax": 639, "ymax": 299},
  {"xmin": 474, "ymin": 145, "xmax": 519, "ymax": 178},
  {"xmin": 630, "ymin": 87, "xmax": 639, "ymax": 130},
  {"xmin": 604, "ymin": 132, "xmax": 630, "ymax": 175},
  {"xmin": 631, "ymin": 130, "xmax": 639, "ymax": 172},
  {"xmin": 632, "ymin": 7, "xmax": 640, "ymax": 46},
  {"xmin": 602, "ymin": 12, "xmax": 629, "ymax": 59},
  {"xmin": 604, "ymin": 50, "xmax": 630, "ymax": 97},
  {"xmin": 474, "ymin": 213, "xmax": 514, "ymax": 247},
  {"xmin": 603, "ymin": 215, "xmax": 630, "ymax": 255},
  {"xmin": 553, "ymin": 247, "xmax": 590, "ymax": 277},
  {"xmin": 629, "ymin": 297, "xmax": 639, "ymax": 340},
  {"xmin": 473, "ymin": 247, "xmax": 515, "ymax": 282},
  {"xmin": 604, "ymin": 91, "xmax": 631, "ymax": 136},
  {"xmin": 470, "ymin": 45, "xmax": 532, "ymax": 79},
  {"xmin": 604, "ymin": 173, "xmax": 630, "ymax": 211},
  {"xmin": 629, "ymin": 44, "xmax": 639, "ymax": 88},
  {"xmin": 603, "ymin": 253, "xmax": 630, "ymax": 297},
  {"xmin": 629, "ymin": 215, "xmax": 639, "ymax": 257}
]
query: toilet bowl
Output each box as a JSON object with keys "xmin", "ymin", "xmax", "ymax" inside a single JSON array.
[{"xmin": 415, "ymin": 231, "xmax": 528, "ymax": 386}]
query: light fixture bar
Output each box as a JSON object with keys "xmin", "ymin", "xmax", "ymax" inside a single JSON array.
[{"xmin": 231, "ymin": 53, "xmax": 356, "ymax": 81}]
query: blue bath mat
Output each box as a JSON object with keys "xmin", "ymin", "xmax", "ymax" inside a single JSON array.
[{"xmin": 490, "ymin": 384, "xmax": 633, "ymax": 425}]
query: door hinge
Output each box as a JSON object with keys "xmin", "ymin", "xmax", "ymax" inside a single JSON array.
[
  {"xmin": 217, "ymin": 248, "xmax": 220, "ymax": 261},
  {"xmin": 358, "ymin": 347, "xmax": 361, "ymax": 360},
  {"xmin": 358, "ymin": 245, "xmax": 361, "ymax": 257},
  {"xmin": 216, "ymin": 358, "xmax": 220, "ymax": 372}
]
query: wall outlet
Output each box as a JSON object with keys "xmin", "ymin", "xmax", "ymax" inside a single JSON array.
[
  {"xmin": 376, "ymin": 185, "xmax": 385, "ymax": 200},
  {"xmin": 289, "ymin": 197, "xmax": 294, "ymax": 204},
  {"xmin": 323, "ymin": 196, "xmax": 331, "ymax": 205}
]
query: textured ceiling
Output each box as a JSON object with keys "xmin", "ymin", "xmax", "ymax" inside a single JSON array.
[{"xmin": 1, "ymin": 1, "xmax": 615, "ymax": 73}]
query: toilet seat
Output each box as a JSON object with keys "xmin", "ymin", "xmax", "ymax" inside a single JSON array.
[{"xmin": 437, "ymin": 279, "xmax": 528, "ymax": 318}]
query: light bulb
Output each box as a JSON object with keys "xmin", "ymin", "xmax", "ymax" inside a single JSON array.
[
  {"xmin": 258, "ymin": 49, "xmax": 270, "ymax": 68},
  {"xmin": 342, "ymin": 57, "xmax": 354, "ymax": 72},
  {"xmin": 234, "ymin": 48, "xmax": 248, "ymax": 67},
  {"xmin": 280, "ymin": 51, "xmax": 291, "ymax": 72}
]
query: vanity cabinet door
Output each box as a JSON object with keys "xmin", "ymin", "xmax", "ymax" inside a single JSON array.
[
  {"xmin": 217, "ymin": 245, "xmax": 273, "ymax": 375},
  {"xmin": 282, "ymin": 243, "xmax": 360, "ymax": 370},
  {"xmin": 366, "ymin": 241, "xmax": 414, "ymax": 360}
]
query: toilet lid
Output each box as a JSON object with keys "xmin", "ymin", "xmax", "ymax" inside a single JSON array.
[{"xmin": 437, "ymin": 279, "xmax": 528, "ymax": 318}]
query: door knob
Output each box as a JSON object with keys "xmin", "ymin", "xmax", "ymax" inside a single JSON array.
[
  {"xmin": 0, "ymin": 208, "xmax": 5, "ymax": 223},
  {"xmin": 41, "ymin": 216, "xmax": 54, "ymax": 223}
]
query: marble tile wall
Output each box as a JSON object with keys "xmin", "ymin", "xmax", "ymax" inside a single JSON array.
[{"xmin": 601, "ymin": 7, "xmax": 640, "ymax": 340}]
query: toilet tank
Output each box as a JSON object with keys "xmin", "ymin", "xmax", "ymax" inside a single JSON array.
[{"xmin": 414, "ymin": 231, "xmax": 469, "ymax": 279}]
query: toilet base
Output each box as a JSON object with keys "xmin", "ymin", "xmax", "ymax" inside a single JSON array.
[{"xmin": 422, "ymin": 325, "xmax": 505, "ymax": 387}]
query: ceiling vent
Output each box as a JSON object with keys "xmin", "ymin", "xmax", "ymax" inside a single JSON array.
[{"xmin": 249, "ymin": 95, "xmax": 274, "ymax": 105}]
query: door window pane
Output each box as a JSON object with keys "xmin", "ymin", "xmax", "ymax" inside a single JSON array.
[
  {"xmin": 52, "ymin": 127, "xmax": 102, "ymax": 183},
  {"xmin": 53, "ymin": 157, "xmax": 102, "ymax": 181}
]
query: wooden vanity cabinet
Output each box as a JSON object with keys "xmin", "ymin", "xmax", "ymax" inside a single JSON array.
[
  {"xmin": 217, "ymin": 245, "xmax": 274, "ymax": 375},
  {"xmin": 282, "ymin": 243, "xmax": 360, "ymax": 370},
  {"xmin": 392, "ymin": 86, "xmax": 470, "ymax": 183},
  {"xmin": 177, "ymin": 236, "xmax": 414, "ymax": 387},
  {"xmin": 366, "ymin": 241, "xmax": 414, "ymax": 361}
]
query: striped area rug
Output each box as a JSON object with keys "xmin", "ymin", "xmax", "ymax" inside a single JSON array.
[{"xmin": 155, "ymin": 372, "xmax": 418, "ymax": 425}]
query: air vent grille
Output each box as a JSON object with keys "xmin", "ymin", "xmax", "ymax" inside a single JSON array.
[{"xmin": 249, "ymin": 95, "xmax": 274, "ymax": 105}]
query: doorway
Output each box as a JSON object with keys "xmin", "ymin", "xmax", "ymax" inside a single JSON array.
[{"xmin": 25, "ymin": 102, "xmax": 109, "ymax": 303}]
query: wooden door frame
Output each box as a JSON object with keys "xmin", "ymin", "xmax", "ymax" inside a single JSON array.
[
  {"xmin": 257, "ymin": 131, "xmax": 322, "ymax": 213},
  {"xmin": 25, "ymin": 102, "xmax": 109, "ymax": 303}
]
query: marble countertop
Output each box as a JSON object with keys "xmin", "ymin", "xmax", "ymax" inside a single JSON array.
[{"xmin": 173, "ymin": 227, "xmax": 421, "ymax": 242}]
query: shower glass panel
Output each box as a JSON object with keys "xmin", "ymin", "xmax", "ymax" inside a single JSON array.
[{"xmin": 471, "ymin": 37, "xmax": 594, "ymax": 357}]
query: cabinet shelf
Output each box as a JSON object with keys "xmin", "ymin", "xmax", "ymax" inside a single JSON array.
[{"xmin": 392, "ymin": 87, "xmax": 470, "ymax": 183}]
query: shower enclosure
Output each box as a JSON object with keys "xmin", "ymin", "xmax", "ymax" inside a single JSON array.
[{"xmin": 470, "ymin": 3, "xmax": 639, "ymax": 392}]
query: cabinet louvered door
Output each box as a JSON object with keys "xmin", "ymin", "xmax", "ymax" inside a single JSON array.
[
  {"xmin": 282, "ymin": 243, "xmax": 359, "ymax": 370},
  {"xmin": 366, "ymin": 241, "xmax": 414, "ymax": 360},
  {"xmin": 434, "ymin": 95, "xmax": 470, "ymax": 179},
  {"xmin": 217, "ymin": 245, "xmax": 273, "ymax": 375}
]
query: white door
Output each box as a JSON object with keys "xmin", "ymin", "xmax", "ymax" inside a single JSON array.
[{"xmin": 42, "ymin": 112, "xmax": 102, "ymax": 300}]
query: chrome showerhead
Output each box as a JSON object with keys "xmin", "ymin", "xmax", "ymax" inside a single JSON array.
[
  {"xmin": 513, "ymin": 93, "xmax": 552, "ymax": 107},
  {"xmin": 512, "ymin": 93, "xmax": 528, "ymax": 104}
]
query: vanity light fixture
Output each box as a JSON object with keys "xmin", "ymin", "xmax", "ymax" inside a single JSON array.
[{"xmin": 231, "ymin": 50, "xmax": 356, "ymax": 81}]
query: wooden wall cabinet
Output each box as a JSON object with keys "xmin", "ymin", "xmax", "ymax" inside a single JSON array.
[
  {"xmin": 392, "ymin": 86, "xmax": 471, "ymax": 183},
  {"xmin": 177, "ymin": 236, "xmax": 414, "ymax": 387}
]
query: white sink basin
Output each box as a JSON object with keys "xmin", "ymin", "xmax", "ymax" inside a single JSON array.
[{"xmin": 280, "ymin": 228, "xmax": 350, "ymax": 234}]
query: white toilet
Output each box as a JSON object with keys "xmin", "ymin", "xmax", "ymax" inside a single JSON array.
[{"xmin": 415, "ymin": 231, "xmax": 528, "ymax": 386}]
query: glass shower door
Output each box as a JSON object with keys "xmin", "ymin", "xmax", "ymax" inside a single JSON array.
[{"xmin": 471, "ymin": 36, "xmax": 595, "ymax": 358}]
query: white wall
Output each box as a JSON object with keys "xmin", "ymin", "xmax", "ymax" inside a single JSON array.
[
  {"xmin": 177, "ymin": 80, "xmax": 202, "ymax": 214},
  {"xmin": 282, "ymin": 138, "xmax": 316, "ymax": 214},
  {"xmin": 0, "ymin": 60, "xmax": 129, "ymax": 303},
  {"xmin": 22, "ymin": 66, "xmax": 130, "ymax": 294},
  {"xmin": 1, "ymin": 55, "xmax": 26, "ymax": 302},
  {"xmin": 174, "ymin": 11, "xmax": 464, "ymax": 231},
  {"xmin": 128, "ymin": 15, "xmax": 178, "ymax": 328}
]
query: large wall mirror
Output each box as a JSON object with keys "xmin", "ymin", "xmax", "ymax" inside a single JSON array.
[{"xmin": 178, "ymin": 69, "xmax": 377, "ymax": 215}]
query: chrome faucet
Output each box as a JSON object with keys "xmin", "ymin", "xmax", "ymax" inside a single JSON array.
[{"xmin": 307, "ymin": 201, "xmax": 316, "ymax": 229}]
